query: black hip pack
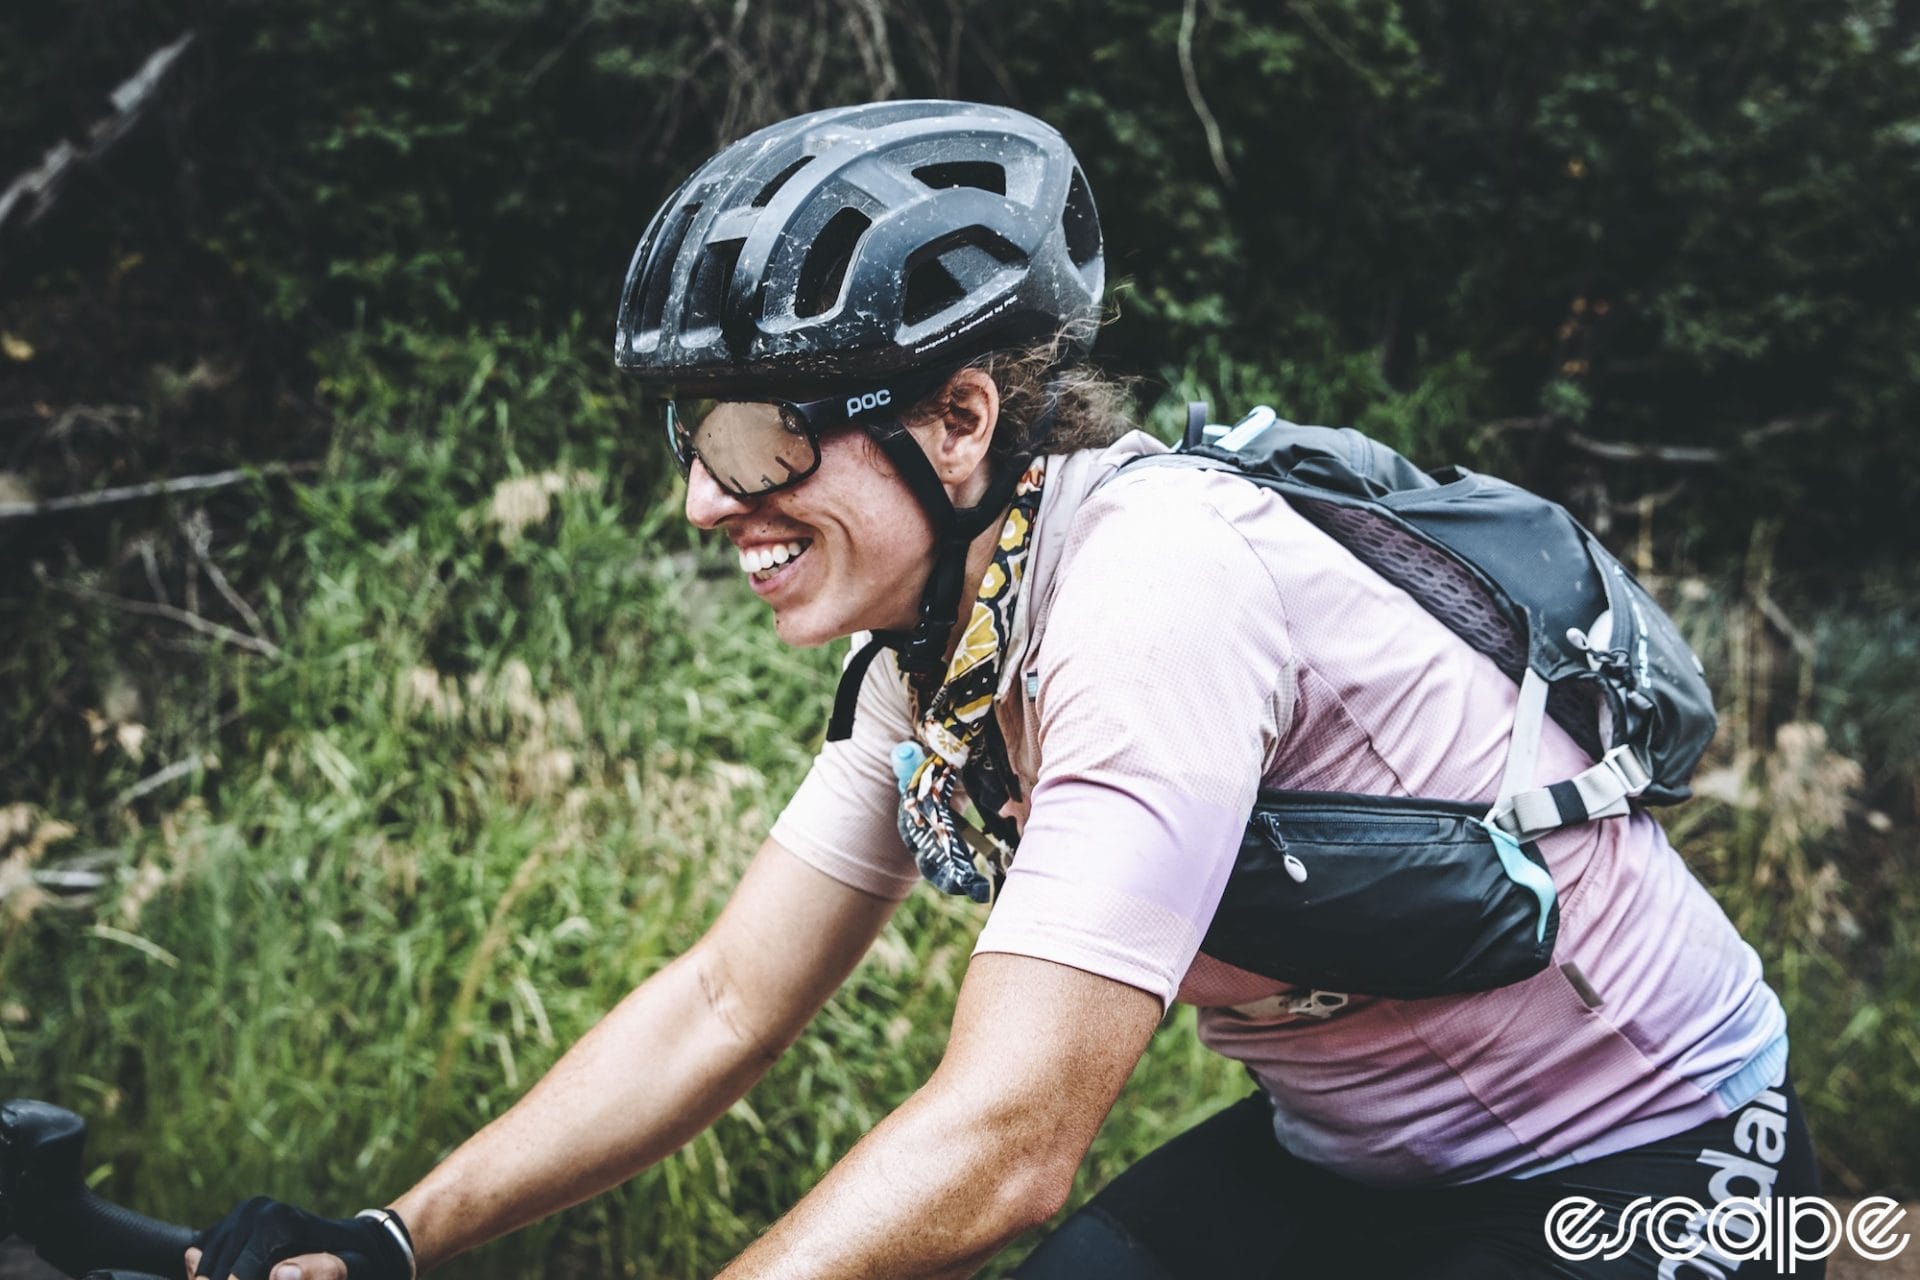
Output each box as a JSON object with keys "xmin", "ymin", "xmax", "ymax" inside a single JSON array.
[
  {"xmin": 1117, "ymin": 408, "xmax": 1717, "ymax": 999},
  {"xmin": 1200, "ymin": 791, "xmax": 1557, "ymax": 1000}
]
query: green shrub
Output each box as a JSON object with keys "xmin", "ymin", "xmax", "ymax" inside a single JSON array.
[{"xmin": 6, "ymin": 319, "xmax": 1919, "ymax": 1279}]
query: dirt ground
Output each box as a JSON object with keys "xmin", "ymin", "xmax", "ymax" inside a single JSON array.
[
  {"xmin": 0, "ymin": 1241, "xmax": 61, "ymax": 1280},
  {"xmin": 1828, "ymin": 1200, "xmax": 1920, "ymax": 1280}
]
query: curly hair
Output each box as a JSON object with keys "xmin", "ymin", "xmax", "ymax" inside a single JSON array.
[{"xmin": 904, "ymin": 320, "xmax": 1139, "ymax": 467}]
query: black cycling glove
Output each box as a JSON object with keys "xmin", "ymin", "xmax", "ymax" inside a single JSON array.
[{"xmin": 189, "ymin": 1197, "xmax": 414, "ymax": 1280}]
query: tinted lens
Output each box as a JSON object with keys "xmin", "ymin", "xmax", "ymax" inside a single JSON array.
[
  {"xmin": 665, "ymin": 398, "xmax": 709, "ymax": 474},
  {"xmin": 670, "ymin": 398, "xmax": 820, "ymax": 497}
]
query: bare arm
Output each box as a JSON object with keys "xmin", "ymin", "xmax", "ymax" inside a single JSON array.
[
  {"xmin": 388, "ymin": 838, "xmax": 898, "ymax": 1270},
  {"xmin": 185, "ymin": 837, "xmax": 899, "ymax": 1280},
  {"xmin": 717, "ymin": 952, "xmax": 1163, "ymax": 1279}
]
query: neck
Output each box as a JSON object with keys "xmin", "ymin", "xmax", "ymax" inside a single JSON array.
[{"xmin": 940, "ymin": 501, "xmax": 1016, "ymax": 665}]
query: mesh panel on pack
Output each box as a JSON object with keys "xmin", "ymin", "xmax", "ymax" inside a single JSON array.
[
  {"xmin": 1301, "ymin": 498, "xmax": 1608, "ymax": 761},
  {"xmin": 1300, "ymin": 502, "xmax": 1528, "ymax": 680},
  {"xmin": 1545, "ymin": 681, "xmax": 1605, "ymax": 761},
  {"xmin": 1305, "ymin": 498, "xmax": 1605, "ymax": 759}
]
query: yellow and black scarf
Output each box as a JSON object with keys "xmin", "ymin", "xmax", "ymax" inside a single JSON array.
[{"xmin": 895, "ymin": 456, "xmax": 1046, "ymax": 903}]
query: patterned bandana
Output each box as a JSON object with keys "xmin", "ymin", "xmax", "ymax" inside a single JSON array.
[{"xmin": 894, "ymin": 456, "xmax": 1047, "ymax": 903}]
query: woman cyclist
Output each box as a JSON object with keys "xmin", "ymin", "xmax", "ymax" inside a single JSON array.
[{"xmin": 187, "ymin": 100, "xmax": 1818, "ymax": 1280}]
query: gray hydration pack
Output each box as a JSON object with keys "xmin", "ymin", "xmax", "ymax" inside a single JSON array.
[{"xmin": 1117, "ymin": 407, "xmax": 1717, "ymax": 999}]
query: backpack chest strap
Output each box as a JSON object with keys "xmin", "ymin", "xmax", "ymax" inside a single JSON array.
[{"xmin": 1490, "ymin": 740, "xmax": 1653, "ymax": 842}]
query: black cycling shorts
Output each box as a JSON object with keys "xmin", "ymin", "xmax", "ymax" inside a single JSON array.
[{"xmin": 1011, "ymin": 1076, "xmax": 1822, "ymax": 1279}]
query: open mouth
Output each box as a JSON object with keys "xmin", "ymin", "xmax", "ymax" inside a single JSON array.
[{"xmin": 738, "ymin": 538, "xmax": 813, "ymax": 582}]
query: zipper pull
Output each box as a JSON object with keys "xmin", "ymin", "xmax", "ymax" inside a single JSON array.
[{"xmin": 1254, "ymin": 814, "xmax": 1310, "ymax": 883}]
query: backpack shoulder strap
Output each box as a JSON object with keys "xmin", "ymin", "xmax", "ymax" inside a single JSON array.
[{"xmin": 1121, "ymin": 413, "xmax": 1660, "ymax": 842}]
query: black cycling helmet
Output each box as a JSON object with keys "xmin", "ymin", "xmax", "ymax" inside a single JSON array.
[
  {"xmin": 615, "ymin": 99, "xmax": 1103, "ymax": 395},
  {"xmin": 622, "ymin": 100, "xmax": 1104, "ymax": 741}
]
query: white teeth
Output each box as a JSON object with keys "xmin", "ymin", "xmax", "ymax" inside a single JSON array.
[{"xmin": 738, "ymin": 539, "xmax": 810, "ymax": 576}]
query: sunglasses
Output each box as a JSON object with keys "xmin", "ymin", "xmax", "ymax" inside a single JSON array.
[{"xmin": 665, "ymin": 367, "xmax": 955, "ymax": 499}]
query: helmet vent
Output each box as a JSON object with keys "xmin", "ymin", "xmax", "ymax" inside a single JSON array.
[
  {"xmin": 1062, "ymin": 167, "xmax": 1099, "ymax": 268},
  {"xmin": 795, "ymin": 207, "xmax": 871, "ymax": 318},
  {"xmin": 636, "ymin": 201, "xmax": 701, "ymax": 334},
  {"xmin": 903, "ymin": 259, "xmax": 966, "ymax": 325},
  {"xmin": 682, "ymin": 237, "xmax": 745, "ymax": 331},
  {"xmin": 913, "ymin": 161, "xmax": 1007, "ymax": 195},
  {"xmin": 751, "ymin": 156, "xmax": 813, "ymax": 207}
]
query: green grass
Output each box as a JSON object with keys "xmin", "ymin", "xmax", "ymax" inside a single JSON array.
[
  {"xmin": 3, "ymin": 321, "xmax": 1916, "ymax": 1277},
  {"xmin": 1658, "ymin": 569, "xmax": 1920, "ymax": 1198}
]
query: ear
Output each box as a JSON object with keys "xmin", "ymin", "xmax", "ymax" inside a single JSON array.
[{"xmin": 914, "ymin": 367, "xmax": 1000, "ymax": 504}]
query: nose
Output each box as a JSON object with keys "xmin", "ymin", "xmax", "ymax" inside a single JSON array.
[{"xmin": 683, "ymin": 456, "xmax": 754, "ymax": 529}]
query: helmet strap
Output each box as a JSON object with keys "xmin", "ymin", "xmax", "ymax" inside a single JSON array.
[{"xmin": 825, "ymin": 388, "xmax": 1062, "ymax": 743}]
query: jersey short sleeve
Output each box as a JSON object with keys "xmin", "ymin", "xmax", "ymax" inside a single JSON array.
[
  {"xmin": 973, "ymin": 468, "xmax": 1296, "ymax": 1008},
  {"xmin": 769, "ymin": 641, "xmax": 922, "ymax": 900}
]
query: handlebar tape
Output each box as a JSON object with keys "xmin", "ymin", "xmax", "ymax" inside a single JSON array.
[
  {"xmin": 30, "ymin": 1196, "xmax": 376, "ymax": 1278},
  {"xmin": 24, "ymin": 1188, "xmax": 194, "ymax": 1278}
]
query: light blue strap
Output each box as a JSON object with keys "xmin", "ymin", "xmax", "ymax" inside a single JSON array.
[
  {"xmin": 1481, "ymin": 818, "xmax": 1557, "ymax": 944},
  {"xmin": 892, "ymin": 740, "xmax": 926, "ymax": 795},
  {"xmin": 1713, "ymin": 1032, "xmax": 1790, "ymax": 1111}
]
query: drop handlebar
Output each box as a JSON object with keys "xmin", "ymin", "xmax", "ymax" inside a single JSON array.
[{"xmin": 3, "ymin": 1097, "xmax": 195, "ymax": 1280}]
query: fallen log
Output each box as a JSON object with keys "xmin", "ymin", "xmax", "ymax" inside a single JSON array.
[{"xmin": 0, "ymin": 31, "xmax": 195, "ymax": 262}]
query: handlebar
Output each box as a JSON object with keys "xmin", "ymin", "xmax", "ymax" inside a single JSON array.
[{"xmin": 1, "ymin": 1097, "xmax": 194, "ymax": 1280}]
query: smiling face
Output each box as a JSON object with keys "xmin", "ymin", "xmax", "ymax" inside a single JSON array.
[
  {"xmin": 684, "ymin": 425, "xmax": 940, "ymax": 646},
  {"xmin": 680, "ymin": 370, "xmax": 1002, "ymax": 648}
]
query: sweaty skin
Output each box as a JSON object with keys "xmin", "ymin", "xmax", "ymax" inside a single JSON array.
[
  {"xmin": 187, "ymin": 370, "xmax": 1160, "ymax": 1280},
  {"xmin": 716, "ymin": 955, "xmax": 1160, "ymax": 1280},
  {"xmin": 683, "ymin": 370, "xmax": 1003, "ymax": 649}
]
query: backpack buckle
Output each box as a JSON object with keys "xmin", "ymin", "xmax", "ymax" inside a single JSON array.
[
  {"xmin": 1287, "ymin": 990, "xmax": 1351, "ymax": 1019},
  {"xmin": 1600, "ymin": 744, "xmax": 1653, "ymax": 798}
]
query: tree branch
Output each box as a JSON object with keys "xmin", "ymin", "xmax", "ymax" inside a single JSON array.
[
  {"xmin": 1480, "ymin": 412, "xmax": 1833, "ymax": 468},
  {"xmin": 1562, "ymin": 431, "xmax": 1726, "ymax": 466},
  {"xmin": 845, "ymin": 0, "xmax": 901, "ymax": 100},
  {"xmin": 33, "ymin": 567, "xmax": 282, "ymax": 659},
  {"xmin": 0, "ymin": 462, "xmax": 314, "ymax": 522},
  {"xmin": 1608, "ymin": 479, "xmax": 1690, "ymax": 516},
  {"xmin": 1179, "ymin": 0, "xmax": 1235, "ymax": 188},
  {"xmin": 0, "ymin": 33, "xmax": 196, "ymax": 257},
  {"xmin": 182, "ymin": 509, "xmax": 268, "ymax": 641},
  {"xmin": 112, "ymin": 754, "xmax": 215, "ymax": 808}
]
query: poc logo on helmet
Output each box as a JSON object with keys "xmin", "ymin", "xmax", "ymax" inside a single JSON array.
[{"xmin": 847, "ymin": 389, "xmax": 892, "ymax": 416}]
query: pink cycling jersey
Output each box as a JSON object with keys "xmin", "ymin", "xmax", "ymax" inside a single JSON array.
[{"xmin": 771, "ymin": 432, "xmax": 1787, "ymax": 1187}]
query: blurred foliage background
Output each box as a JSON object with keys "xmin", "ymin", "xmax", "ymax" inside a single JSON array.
[{"xmin": 1, "ymin": 1, "xmax": 1916, "ymax": 1275}]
